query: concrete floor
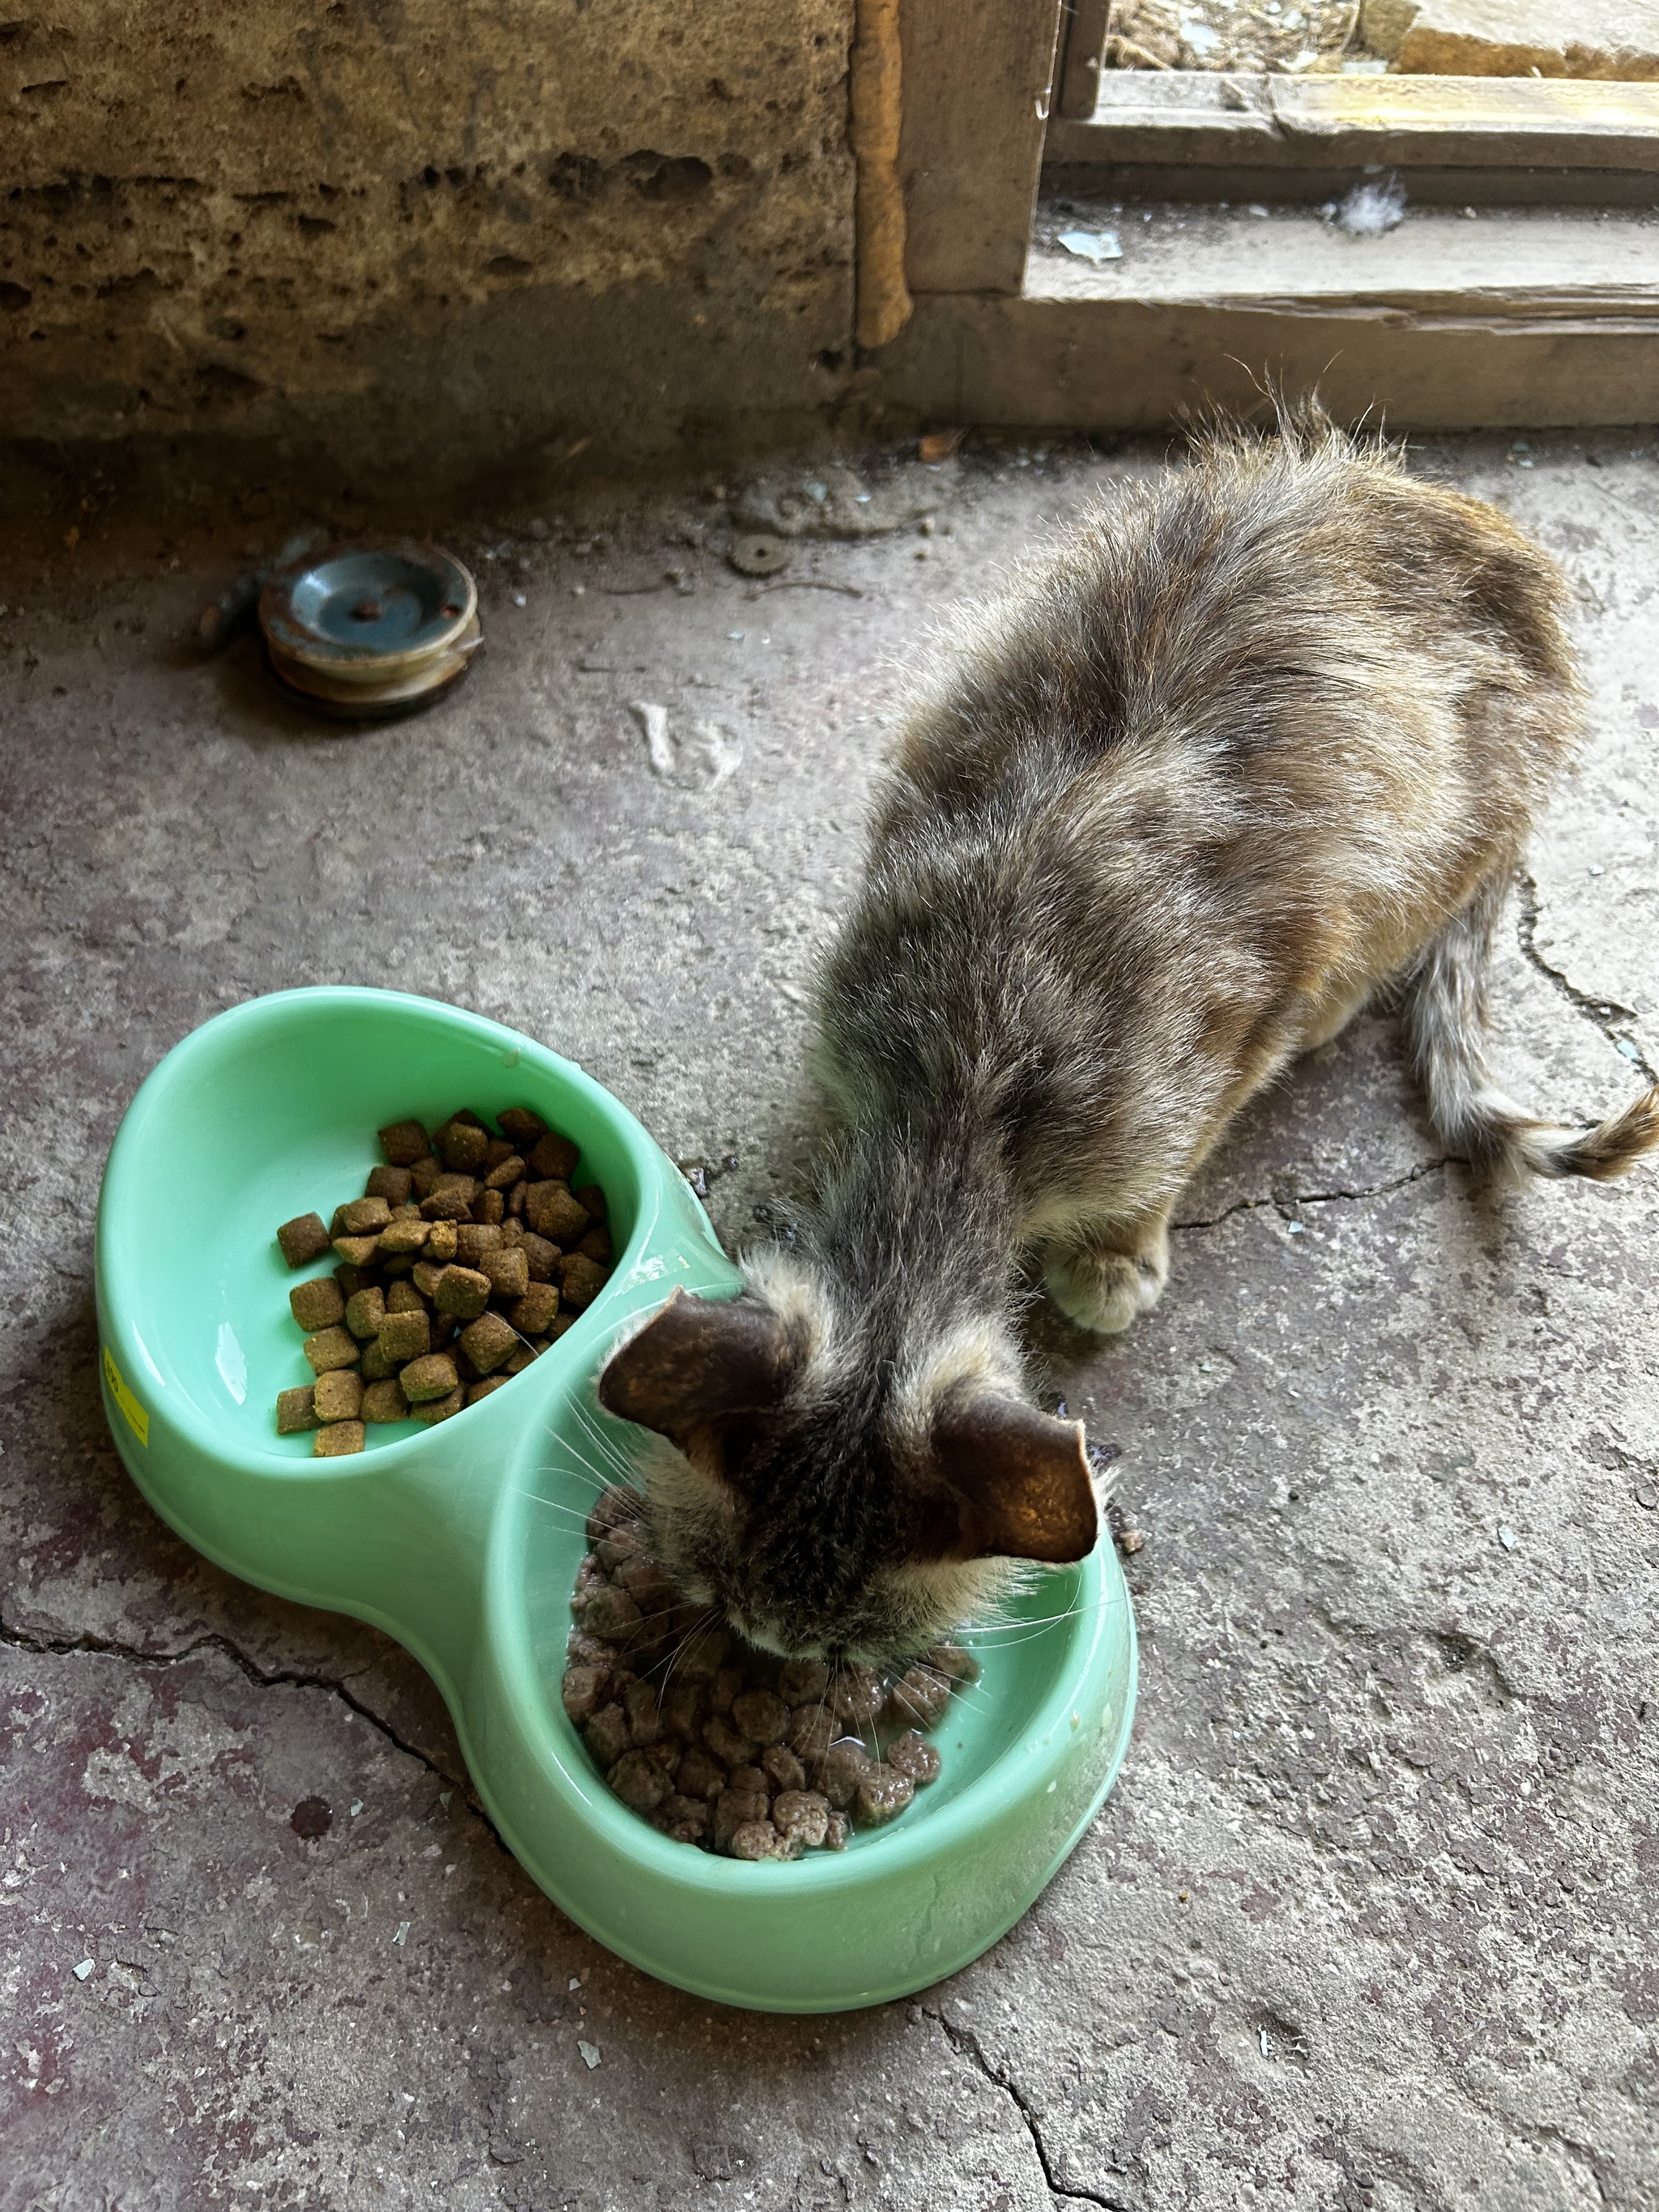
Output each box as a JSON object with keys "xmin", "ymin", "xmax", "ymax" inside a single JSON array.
[{"xmin": 3, "ymin": 427, "xmax": 1657, "ymax": 2212}]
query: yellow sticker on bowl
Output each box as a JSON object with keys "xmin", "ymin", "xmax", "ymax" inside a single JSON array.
[{"xmin": 103, "ymin": 1346, "xmax": 150, "ymax": 1447}]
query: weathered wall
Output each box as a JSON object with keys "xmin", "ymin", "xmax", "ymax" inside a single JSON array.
[{"xmin": 0, "ymin": 0, "xmax": 857, "ymax": 470}]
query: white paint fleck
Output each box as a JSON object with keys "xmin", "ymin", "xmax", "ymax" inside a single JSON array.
[
  {"xmin": 1499, "ymin": 1524, "xmax": 1519, "ymax": 1550},
  {"xmin": 393, "ymin": 1920, "xmax": 411, "ymax": 1946},
  {"xmin": 578, "ymin": 2039, "xmax": 601, "ymax": 2069}
]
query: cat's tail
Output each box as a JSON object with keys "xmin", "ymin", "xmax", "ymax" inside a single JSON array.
[{"xmin": 1404, "ymin": 879, "xmax": 1659, "ymax": 1184}]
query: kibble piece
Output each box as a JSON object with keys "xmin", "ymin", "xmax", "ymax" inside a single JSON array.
[
  {"xmin": 524, "ymin": 1179, "xmax": 591, "ymax": 1245},
  {"xmin": 497, "ymin": 1106, "xmax": 548, "ymax": 1145},
  {"xmin": 386, "ymin": 1279, "xmax": 427, "ymax": 1314},
  {"xmin": 361, "ymin": 1378, "xmax": 409, "ymax": 1424},
  {"xmin": 832, "ymin": 1663, "xmax": 885, "ymax": 1726},
  {"xmin": 568, "ymin": 1628, "xmax": 615, "ymax": 1669},
  {"xmin": 586, "ymin": 1484, "xmax": 638, "ymax": 1541},
  {"xmin": 438, "ymin": 1118, "xmax": 491, "ymax": 1172},
  {"xmin": 729, "ymin": 1821, "xmax": 781, "ymax": 1862},
  {"xmin": 731, "ymin": 1689, "xmax": 790, "ymax": 1749},
  {"xmin": 303, "ymin": 1325, "xmax": 360, "ymax": 1376},
  {"xmin": 651, "ymin": 1793, "xmax": 710, "ymax": 1845},
  {"xmin": 787, "ymin": 1704, "xmax": 836, "ymax": 1764},
  {"xmin": 557, "ymin": 1253, "xmax": 610, "ymax": 1310},
  {"xmin": 885, "ymin": 1665, "xmax": 951, "ymax": 1730},
  {"xmin": 365, "ymin": 1164, "xmax": 413, "ymax": 1206},
  {"xmin": 888, "ymin": 1730, "xmax": 942, "ymax": 1786},
  {"xmin": 518, "ymin": 1231, "xmax": 558, "ymax": 1282},
  {"xmin": 583, "ymin": 1702, "xmax": 632, "ymax": 1768},
  {"xmin": 430, "ymin": 1313, "xmax": 459, "ymax": 1352},
  {"xmin": 313, "ymin": 1420, "xmax": 365, "ymax": 1458},
  {"xmin": 713, "ymin": 1787, "xmax": 771, "ymax": 1852},
  {"xmin": 484, "ymin": 1152, "xmax": 526, "ymax": 1191},
  {"xmin": 572, "ymin": 1583, "xmax": 643, "ymax": 1643},
  {"xmin": 313, "ymin": 1369, "xmax": 365, "ymax": 1423},
  {"xmin": 578, "ymin": 1225, "xmax": 614, "ymax": 1264},
  {"xmin": 704, "ymin": 1713, "xmax": 757, "ymax": 1769},
  {"xmin": 676, "ymin": 1745, "xmax": 727, "ymax": 1802},
  {"xmin": 595, "ymin": 1521, "xmax": 642, "ymax": 1573},
  {"xmin": 377, "ymin": 1216, "xmax": 430, "ymax": 1256},
  {"xmin": 823, "ymin": 1810, "xmax": 851, "ymax": 1851},
  {"xmin": 507, "ymin": 1181, "xmax": 527, "ymax": 1218},
  {"xmin": 409, "ymin": 1153, "xmax": 443, "ymax": 1198},
  {"xmin": 425, "ymin": 1219, "xmax": 458, "ymax": 1263},
  {"xmin": 344, "ymin": 1285, "xmax": 386, "ymax": 1342},
  {"xmin": 454, "ymin": 1222, "xmax": 503, "ymax": 1268},
  {"xmin": 399, "ymin": 1351, "xmax": 459, "ymax": 1404},
  {"xmin": 333, "ymin": 1260, "xmax": 377, "ymax": 1298},
  {"xmin": 710, "ymin": 1665, "xmax": 744, "ymax": 1715},
  {"xmin": 331, "ymin": 1233, "xmax": 381, "ymax": 1267},
  {"xmin": 853, "ymin": 1765, "xmax": 915, "ymax": 1830},
  {"xmin": 777, "ymin": 1659, "xmax": 831, "ymax": 1705},
  {"xmin": 275, "ymin": 1385, "xmax": 318, "ymax": 1434},
  {"xmin": 360, "ymin": 1338, "xmax": 397, "ymax": 1381},
  {"xmin": 378, "ymin": 1308, "xmax": 432, "ymax": 1365},
  {"xmin": 483, "ymin": 1247, "xmax": 530, "ymax": 1302},
  {"xmin": 623, "ymin": 1677, "xmax": 663, "ymax": 1746},
  {"xmin": 925, "ymin": 1642, "xmax": 981, "ymax": 1683},
  {"xmin": 377, "ymin": 1118, "xmax": 429, "ymax": 1166},
  {"xmin": 772, "ymin": 1790, "xmax": 830, "ymax": 1848},
  {"xmin": 420, "ymin": 1179, "xmax": 478, "ymax": 1224},
  {"xmin": 574, "ymin": 1183, "xmax": 607, "ymax": 1219},
  {"xmin": 505, "ymin": 1342, "xmax": 544, "ymax": 1375},
  {"xmin": 617, "ymin": 1556, "xmax": 679, "ymax": 1616},
  {"xmin": 277, "ymin": 1213, "xmax": 332, "ymax": 1268},
  {"xmin": 562, "ymin": 1664, "xmax": 608, "ymax": 1726},
  {"xmin": 728, "ymin": 1762, "xmax": 769, "ymax": 1795},
  {"xmin": 432, "ymin": 1264, "xmax": 490, "ymax": 1321},
  {"xmin": 339, "ymin": 1196, "xmax": 392, "ymax": 1236},
  {"xmin": 761, "ymin": 1742, "xmax": 806, "ymax": 1794},
  {"xmin": 672, "ymin": 1626, "xmax": 730, "ymax": 1684},
  {"xmin": 459, "ymin": 1311, "xmax": 517, "ymax": 1377},
  {"xmin": 608, "ymin": 1749, "xmax": 669, "ymax": 1813},
  {"xmin": 467, "ymin": 1377, "xmax": 510, "ymax": 1405},
  {"xmin": 815, "ymin": 1740, "xmax": 873, "ymax": 1812},
  {"xmin": 527, "ymin": 1130, "xmax": 581, "ymax": 1182},
  {"xmin": 413, "ymin": 1385, "xmax": 465, "ymax": 1426},
  {"xmin": 472, "ymin": 1187, "xmax": 505, "ymax": 1226},
  {"xmin": 289, "ymin": 1276, "xmax": 346, "ymax": 1332},
  {"xmin": 660, "ymin": 1681, "xmax": 705, "ymax": 1740},
  {"xmin": 508, "ymin": 1281, "xmax": 561, "ymax": 1336}
]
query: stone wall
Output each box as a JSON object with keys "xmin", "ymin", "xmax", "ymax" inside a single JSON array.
[{"xmin": 0, "ymin": 0, "xmax": 857, "ymax": 471}]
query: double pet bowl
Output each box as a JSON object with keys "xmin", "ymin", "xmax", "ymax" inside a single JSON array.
[{"xmin": 96, "ymin": 989, "xmax": 1137, "ymax": 2012}]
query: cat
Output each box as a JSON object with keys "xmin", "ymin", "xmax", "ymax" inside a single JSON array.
[{"xmin": 599, "ymin": 412, "xmax": 1659, "ymax": 1666}]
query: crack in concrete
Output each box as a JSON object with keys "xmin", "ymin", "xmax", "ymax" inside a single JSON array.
[
  {"xmin": 1515, "ymin": 868, "xmax": 1657, "ymax": 1085},
  {"xmin": 924, "ymin": 2008, "xmax": 1131, "ymax": 2210},
  {"xmin": 0, "ymin": 1608, "xmax": 497, "ymax": 1840},
  {"xmin": 1171, "ymin": 1156, "xmax": 1455, "ymax": 1236}
]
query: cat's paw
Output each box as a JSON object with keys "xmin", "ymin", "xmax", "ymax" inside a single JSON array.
[{"xmin": 1044, "ymin": 1230, "xmax": 1169, "ymax": 1335}]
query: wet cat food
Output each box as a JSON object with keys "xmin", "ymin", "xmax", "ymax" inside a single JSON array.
[
  {"xmin": 564, "ymin": 1484, "xmax": 978, "ymax": 1860},
  {"xmin": 272, "ymin": 1105, "xmax": 613, "ymax": 1451}
]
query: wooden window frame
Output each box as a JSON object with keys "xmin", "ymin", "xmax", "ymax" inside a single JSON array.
[{"xmin": 876, "ymin": 0, "xmax": 1659, "ymax": 427}]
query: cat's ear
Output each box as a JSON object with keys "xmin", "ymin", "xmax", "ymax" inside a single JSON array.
[
  {"xmin": 598, "ymin": 1288, "xmax": 795, "ymax": 1438},
  {"xmin": 930, "ymin": 1398, "xmax": 1098, "ymax": 1565}
]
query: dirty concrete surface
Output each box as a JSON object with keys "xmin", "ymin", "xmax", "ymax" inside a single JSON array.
[{"xmin": 3, "ymin": 428, "xmax": 1657, "ymax": 2211}]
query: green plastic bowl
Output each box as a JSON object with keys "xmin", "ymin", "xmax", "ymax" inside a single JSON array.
[{"xmin": 95, "ymin": 988, "xmax": 1137, "ymax": 2012}]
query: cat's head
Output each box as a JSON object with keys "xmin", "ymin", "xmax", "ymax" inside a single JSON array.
[{"xmin": 595, "ymin": 1257, "xmax": 1099, "ymax": 1665}]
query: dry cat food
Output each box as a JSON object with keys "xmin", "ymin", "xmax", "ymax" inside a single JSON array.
[
  {"xmin": 565, "ymin": 1484, "xmax": 979, "ymax": 1859},
  {"xmin": 272, "ymin": 1106, "xmax": 612, "ymax": 1455}
]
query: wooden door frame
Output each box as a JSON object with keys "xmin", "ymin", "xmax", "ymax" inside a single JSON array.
[{"xmin": 872, "ymin": 0, "xmax": 1659, "ymax": 428}]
